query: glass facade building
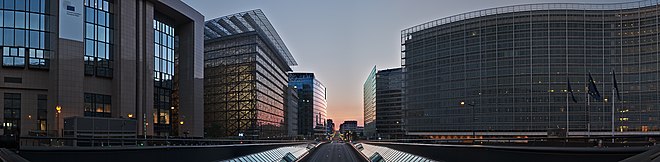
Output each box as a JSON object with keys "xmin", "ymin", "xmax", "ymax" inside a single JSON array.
[
  {"xmin": 375, "ymin": 68, "xmax": 404, "ymax": 139},
  {"xmin": 289, "ymin": 73, "xmax": 327, "ymax": 137},
  {"xmin": 285, "ymin": 86, "xmax": 299, "ymax": 136},
  {"xmin": 363, "ymin": 66, "xmax": 376, "ymax": 138},
  {"xmin": 402, "ymin": 0, "xmax": 660, "ymax": 136},
  {"xmin": 204, "ymin": 9, "xmax": 297, "ymax": 139}
]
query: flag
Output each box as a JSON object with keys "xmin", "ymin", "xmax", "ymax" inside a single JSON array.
[
  {"xmin": 567, "ymin": 78, "xmax": 578, "ymax": 103},
  {"xmin": 588, "ymin": 72, "xmax": 602, "ymax": 101},
  {"xmin": 612, "ymin": 70, "xmax": 621, "ymax": 101}
]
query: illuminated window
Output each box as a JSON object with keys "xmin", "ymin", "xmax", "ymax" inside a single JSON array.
[
  {"xmin": 3, "ymin": 93, "xmax": 20, "ymax": 136},
  {"xmin": 84, "ymin": 93, "xmax": 111, "ymax": 117},
  {"xmin": 37, "ymin": 94, "xmax": 46, "ymax": 131}
]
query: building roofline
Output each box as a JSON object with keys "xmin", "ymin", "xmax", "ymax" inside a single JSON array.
[
  {"xmin": 402, "ymin": 0, "xmax": 658, "ymax": 35},
  {"xmin": 205, "ymin": 9, "xmax": 297, "ymax": 66}
]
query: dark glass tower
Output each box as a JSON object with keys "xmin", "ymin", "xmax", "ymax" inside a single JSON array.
[
  {"xmin": 402, "ymin": 0, "xmax": 660, "ymax": 137},
  {"xmin": 289, "ymin": 73, "xmax": 327, "ymax": 137},
  {"xmin": 204, "ymin": 9, "xmax": 297, "ymax": 139},
  {"xmin": 375, "ymin": 68, "xmax": 404, "ymax": 139}
]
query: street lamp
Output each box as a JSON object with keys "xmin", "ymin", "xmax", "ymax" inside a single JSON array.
[
  {"xmin": 56, "ymin": 105, "xmax": 62, "ymax": 137},
  {"xmin": 460, "ymin": 101, "xmax": 476, "ymax": 139},
  {"xmin": 127, "ymin": 113, "xmax": 134, "ymax": 118}
]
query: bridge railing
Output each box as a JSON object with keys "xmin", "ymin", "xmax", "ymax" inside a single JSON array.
[
  {"xmin": 17, "ymin": 136, "xmax": 311, "ymax": 148},
  {"xmin": 364, "ymin": 135, "xmax": 659, "ymax": 147}
]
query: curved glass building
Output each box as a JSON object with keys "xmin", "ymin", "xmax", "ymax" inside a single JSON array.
[{"xmin": 402, "ymin": 0, "xmax": 660, "ymax": 137}]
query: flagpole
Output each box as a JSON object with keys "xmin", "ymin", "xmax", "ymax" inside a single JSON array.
[
  {"xmin": 566, "ymin": 89, "xmax": 569, "ymax": 137},
  {"xmin": 612, "ymin": 87, "xmax": 615, "ymax": 143}
]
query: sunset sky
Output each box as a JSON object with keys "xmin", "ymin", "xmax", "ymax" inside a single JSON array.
[{"xmin": 183, "ymin": 0, "xmax": 626, "ymax": 129}]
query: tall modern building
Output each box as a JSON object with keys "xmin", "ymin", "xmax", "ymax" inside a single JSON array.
[
  {"xmin": 204, "ymin": 9, "xmax": 297, "ymax": 139},
  {"xmin": 364, "ymin": 66, "xmax": 405, "ymax": 139},
  {"xmin": 363, "ymin": 66, "xmax": 376, "ymax": 138},
  {"xmin": 0, "ymin": 0, "xmax": 205, "ymax": 138},
  {"xmin": 375, "ymin": 68, "xmax": 404, "ymax": 139},
  {"xmin": 402, "ymin": 0, "xmax": 660, "ymax": 137},
  {"xmin": 285, "ymin": 85, "xmax": 299, "ymax": 137},
  {"xmin": 289, "ymin": 72, "xmax": 327, "ymax": 137}
]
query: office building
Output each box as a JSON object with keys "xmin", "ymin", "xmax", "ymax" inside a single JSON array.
[
  {"xmin": 204, "ymin": 9, "xmax": 297, "ymax": 139},
  {"xmin": 375, "ymin": 68, "xmax": 404, "ymax": 139},
  {"xmin": 0, "ymin": 0, "xmax": 204, "ymax": 139},
  {"xmin": 289, "ymin": 72, "xmax": 327, "ymax": 137},
  {"xmin": 285, "ymin": 86, "xmax": 298, "ymax": 137},
  {"xmin": 339, "ymin": 120, "xmax": 358, "ymax": 134},
  {"xmin": 363, "ymin": 66, "xmax": 377, "ymax": 138},
  {"xmin": 402, "ymin": 0, "xmax": 660, "ymax": 137},
  {"xmin": 364, "ymin": 66, "xmax": 405, "ymax": 139}
]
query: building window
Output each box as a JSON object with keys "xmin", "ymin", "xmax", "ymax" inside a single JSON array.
[
  {"xmin": 153, "ymin": 19, "xmax": 174, "ymax": 135},
  {"xmin": 84, "ymin": 0, "xmax": 113, "ymax": 77},
  {"xmin": 84, "ymin": 93, "xmax": 111, "ymax": 118},
  {"xmin": 1, "ymin": 0, "xmax": 51, "ymax": 69},
  {"xmin": 3, "ymin": 93, "xmax": 20, "ymax": 136},
  {"xmin": 37, "ymin": 94, "xmax": 46, "ymax": 131}
]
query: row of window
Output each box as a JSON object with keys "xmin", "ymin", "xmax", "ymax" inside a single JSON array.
[
  {"xmin": 0, "ymin": 11, "xmax": 48, "ymax": 31},
  {"xmin": 1, "ymin": 0, "xmax": 47, "ymax": 14},
  {"xmin": 2, "ymin": 47, "xmax": 48, "ymax": 68}
]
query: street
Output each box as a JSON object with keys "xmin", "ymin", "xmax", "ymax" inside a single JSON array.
[{"xmin": 303, "ymin": 142, "xmax": 363, "ymax": 162}]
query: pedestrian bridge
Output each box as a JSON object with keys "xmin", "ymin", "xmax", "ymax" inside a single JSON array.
[{"xmin": 7, "ymin": 138, "xmax": 659, "ymax": 162}]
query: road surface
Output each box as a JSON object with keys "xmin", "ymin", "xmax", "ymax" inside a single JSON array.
[{"xmin": 303, "ymin": 142, "xmax": 363, "ymax": 162}]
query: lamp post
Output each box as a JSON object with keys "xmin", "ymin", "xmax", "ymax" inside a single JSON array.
[
  {"xmin": 179, "ymin": 121, "xmax": 185, "ymax": 138},
  {"xmin": 460, "ymin": 101, "xmax": 476, "ymax": 139},
  {"xmin": 56, "ymin": 105, "xmax": 61, "ymax": 137}
]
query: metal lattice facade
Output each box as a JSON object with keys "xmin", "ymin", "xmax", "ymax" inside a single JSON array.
[{"xmin": 204, "ymin": 9, "xmax": 295, "ymax": 139}]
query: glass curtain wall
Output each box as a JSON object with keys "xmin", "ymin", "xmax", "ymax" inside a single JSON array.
[
  {"xmin": 84, "ymin": 0, "xmax": 113, "ymax": 77},
  {"xmin": 153, "ymin": 19, "xmax": 175, "ymax": 136},
  {"xmin": 1, "ymin": 0, "xmax": 49, "ymax": 68},
  {"xmin": 402, "ymin": 2, "xmax": 660, "ymax": 135}
]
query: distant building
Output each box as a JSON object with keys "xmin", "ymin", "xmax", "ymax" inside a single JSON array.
[
  {"xmin": 289, "ymin": 73, "xmax": 327, "ymax": 137},
  {"xmin": 375, "ymin": 68, "xmax": 404, "ymax": 139},
  {"xmin": 204, "ymin": 9, "xmax": 297, "ymax": 139},
  {"xmin": 363, "ymin": 66, "xmax": 377, "ymax": 139},
  {"xmin": 339, "ymin": 120, "xmax": 358, "ymax": 134},
  {"xmin": 401, "ymin": 1, "xmax": 660, "ymax": 137},
  {"xmin": 285, "ymin": 86, "xmax": 299, "ymax": 137},
  {"xmin": 356, "ymin": 126, "xmax": 365, "ymax": 138},
  {"xmin": 326, "ymin": 119, "xmax": 335, "ymax": 134}
]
